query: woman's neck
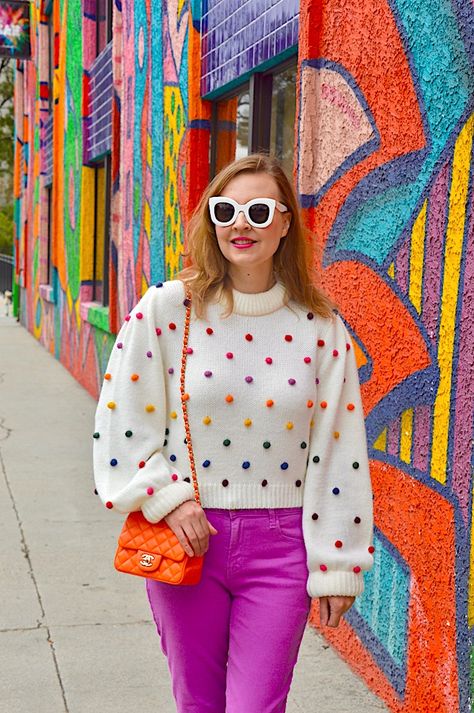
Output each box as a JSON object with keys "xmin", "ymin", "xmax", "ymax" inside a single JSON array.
[{"xmin": 227, "ymin": 265, "xmax": 276, "ymax": 294}]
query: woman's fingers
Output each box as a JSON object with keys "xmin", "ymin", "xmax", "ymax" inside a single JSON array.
[
  {"xmin": 164, "ymin": 501, "xmax": 218, "ymax": 556},
  {"xmin": 319, "ymin": 597, "xmax": 330, "ymax": 627},
  {"xmin": 176, "ymin": 526, "xmax": 195, "ymax": 557},
  {"xmin": 320, "ymin": 596, "xmax": 355, "ymax": 628}
]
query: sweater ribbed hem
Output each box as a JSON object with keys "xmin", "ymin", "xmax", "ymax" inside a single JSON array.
[
  {"xmin": 198, "ymin": 482, "xmax": 304, "ymax": 509},
  {"xmin": 141, "ymin": 481, "xmax": 196, "ymax": 523},
  {"xmin": 307, "ymin": 571, "xmax": 365, "ymax": 598}
]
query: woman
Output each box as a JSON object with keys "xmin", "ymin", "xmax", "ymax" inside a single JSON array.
[{"xmin": 93, "ymin": 154, "xmax": 374, "ymax": 713}]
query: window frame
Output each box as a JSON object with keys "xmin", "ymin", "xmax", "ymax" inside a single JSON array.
[{"xmin": 209, "ymin": 57, "xmax": 298, "ymax": 178}]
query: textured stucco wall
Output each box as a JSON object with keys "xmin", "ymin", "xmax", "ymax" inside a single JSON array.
[{"xmin": 298, "ymin": 1, "xmax": 474, "ymax": 711}]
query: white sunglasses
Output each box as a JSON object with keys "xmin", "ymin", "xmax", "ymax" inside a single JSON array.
[{"xmin": 209, "ymin": 197, "xmax": 288, "ymax": 229}]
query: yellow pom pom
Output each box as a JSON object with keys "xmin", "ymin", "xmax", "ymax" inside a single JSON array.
[
  {"xmin": 286, "ymin": 422, "xmax": 294, "ymax": 430},
  {"xmin": 244, "ymin": 418, "xmax": 252, "ymax": 427},
  {"xmin": 107, "ymin": 401, "xmax": 116, "ymax": 410},
  {"xmin": 145, "ymin": 404, "xmax": 155, "ymax": 413},
  {"xmin": 170, "ymin": 411, "xmax": 177, "ymax": 419},
  {"xmin": 203, "ymin": 416, "xmax": 211, "ymax": 425}
]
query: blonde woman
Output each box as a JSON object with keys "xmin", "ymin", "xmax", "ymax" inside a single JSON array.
[{"xmin": 93, "ymin": 154, "xmax": 374, "ymax": 713}]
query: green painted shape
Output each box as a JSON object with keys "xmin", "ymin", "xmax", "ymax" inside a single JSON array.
[
  {"xmin": 33, "ymin": 240, "xmax": 39, "ymax": 281},
  {"xmin": 86, "ymin": 305, "xmax": 111, "ymax": 333},
  {"xmin": 134, "ymin": 181, "xmax": 141, "ymax": 220},
  {"xmin": 62, "ymin": 0, "xmax": 83, "ymax": 303}
]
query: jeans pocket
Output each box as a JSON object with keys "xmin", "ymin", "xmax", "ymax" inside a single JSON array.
[{"xmin": 275, "ymin": 510, "xmax": 304, "ymax": 543}]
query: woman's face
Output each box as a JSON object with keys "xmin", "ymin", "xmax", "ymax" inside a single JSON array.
[{"xmin": 211, "ymin": 172, "xmax": 291, "ymax": 274}]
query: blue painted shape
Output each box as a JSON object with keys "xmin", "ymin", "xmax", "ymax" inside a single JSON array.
[
  {"xmin": 324, "ymin": 0, "xmax": 473, "ymax": 265},
  {"xmin": 347, "ymin": 527, "xmax": 410, "ymax": 695}
]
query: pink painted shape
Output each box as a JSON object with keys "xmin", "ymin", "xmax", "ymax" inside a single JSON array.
[
  {"xmin": 422, "ymin": 160, "xmax": 450, "ymax": 344},
  {"xmin": 412, "ymin": 404, "xmax": 431, "ymax": 472},
  {"xmin": 452, "ymin": 188, "xmax": 474, "ymax": 523},
  {"xmin": 395, "ymin": 232, "xmax": 409, "ymax": 295},
  {"xmin": 163, "ymin": 0, "xmax": 188, "ymax": 84},
  {"xmin": 386, "ymin": 418, "xmax": 400, "ymax": 457},
  {"xmin": 119, "ymin": 0, "xmax": 136, "ymax": 321},
  {"xmin": 298, "ymin": 66, "xmax": 375, "ymax": 196}
]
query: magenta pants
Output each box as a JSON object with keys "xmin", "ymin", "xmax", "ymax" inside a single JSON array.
[{"xmin": 146, "ymin": 507, "xmax": 311, "ymax": 713}]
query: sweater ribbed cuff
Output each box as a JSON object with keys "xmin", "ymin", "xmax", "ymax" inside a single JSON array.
[
  {"xmin": 141, "ymin": 481, "xmax": 196, "ymax": 523},
  {"xmin": 307, "ymin": 570, "xmax": 365, "ymax": 598}
]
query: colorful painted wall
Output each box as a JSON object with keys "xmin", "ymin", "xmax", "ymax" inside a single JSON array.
[{"xmin": 13, "ymin": 0, "xmax": 474, "ymax": 711}]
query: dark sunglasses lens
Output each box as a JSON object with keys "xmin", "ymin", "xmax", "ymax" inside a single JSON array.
[
  {"xmin": 214, "ymin": 202, "xmax": 235, "ymax": 223},
  {"xmin": 248, "ymin": 203, "xmax": 270, "ymax": 224}
]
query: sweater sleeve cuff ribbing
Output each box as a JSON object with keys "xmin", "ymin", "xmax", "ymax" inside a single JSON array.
[
  {"xmin": 307, "ymin": 571, "xmax": 365, "ymax": 598},
  {"xmin": 141, "ymin": 480, "xmax": 196, "ymax": 523}
]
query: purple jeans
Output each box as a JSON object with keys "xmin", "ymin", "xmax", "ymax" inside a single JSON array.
[{"xmin": 146, "ymin": 508, "xmax": 311, "ymax": 713}]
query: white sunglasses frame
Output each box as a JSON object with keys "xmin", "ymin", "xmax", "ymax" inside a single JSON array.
[{"xmin": 208, "ymin": 197, "xmax": 288, "ymax": 229}]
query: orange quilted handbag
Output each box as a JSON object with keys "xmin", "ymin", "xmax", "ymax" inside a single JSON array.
[{"xmin": 114, "ymin": 284, "xmax": 204, "ymax": 585}]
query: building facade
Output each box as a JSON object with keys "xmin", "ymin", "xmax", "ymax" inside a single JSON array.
[{"xmin": 12, "ymin": 1, "xmax": 474, "ymax": 710}]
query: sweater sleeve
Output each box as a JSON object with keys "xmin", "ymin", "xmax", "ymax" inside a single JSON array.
[
  {"xmin": 93, "ymin": 286, "xmax": 196, "ymax": 523},
  {"xmin": 302, "ymin": 313, "xmax": 374, "ymax": 598}
]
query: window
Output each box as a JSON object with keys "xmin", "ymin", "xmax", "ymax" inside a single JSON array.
[
  {"xmin": 210, "ymin": 60, "xmax": 297, "ymax": 179},
  {"xmin": 91, "ymin": 0, "xmax": 113, "ymax": 307},
  {"xmin": 96, "ymin": 0, "xmax": 113, "ymax": 54},
  {"xmin": 92, "ymin": 154, "xmax": 112, "ymax": 306},
  {"xmin": 45, "ymin": 185, "xmax": 52, "ymax": 285}
]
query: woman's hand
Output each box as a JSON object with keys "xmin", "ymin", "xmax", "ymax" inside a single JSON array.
[
  {"xmin": 164, "ymin": 500, "xmax": 218, "ymax": 557},
  {"xmin": 319, "ymin": 596, "xmax": 355, "ymax": 627}
]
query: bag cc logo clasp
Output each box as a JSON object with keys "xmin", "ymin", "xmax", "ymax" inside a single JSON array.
[{"xmin": 139, "ymin": 553, "xmax": 155, "ymax": 568}]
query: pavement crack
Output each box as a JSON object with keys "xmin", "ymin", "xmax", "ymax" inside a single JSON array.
[
  {"xmin": 0, "ymin": 447, "xmax": 70, "ymax": 713},
  {"xmin": 0, "ymin": 416, "xmax": 12, "ymax": 441}
]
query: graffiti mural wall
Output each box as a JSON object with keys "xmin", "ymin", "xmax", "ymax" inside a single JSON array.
[
  {"xmin": 13, "ymin": 0, "xmax": 473, "ymax": 710},
  {"xmin": 298, "ymin": 1, "xmax": 473, "ymax": 711}
]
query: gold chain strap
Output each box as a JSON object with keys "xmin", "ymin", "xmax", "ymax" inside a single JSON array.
[{"xmin": 180, "ymin": 284, "xmax": 201, "ymax": 505}]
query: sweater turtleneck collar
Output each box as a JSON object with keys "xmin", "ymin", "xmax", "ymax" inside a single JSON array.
[{"xmin": 227, "ymin": 280, "xmax": 288, "ymax": 316}]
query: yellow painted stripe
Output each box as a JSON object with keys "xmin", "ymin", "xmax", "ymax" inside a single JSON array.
[
  {"xmin": 400, "ymin": 409, "xmax": 413, "ymax": 464},
  {"xmin": 387, "ymin": 262, "xmax": 395, "ymax": 279},
  {"xmin": 144, "ymin": 200, "xmax": 151, "ymax": 239},
  {"xmin": 373, "ymin": 427, "xmax": 387, "ymax": 452},
  {"xmin": 431, "ymin": 114, "xmax": 474, "ymax": 484},
  {"xmin": 409, "ymin": 200, "xmax": 427, "ymax": 313},
  {"xmin": 147, "ymin": 134, "xmax": 152, "ymax": 169}
]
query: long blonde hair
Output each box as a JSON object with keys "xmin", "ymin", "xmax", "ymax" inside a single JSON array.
[{"xmin": 177, "ymin": 153, "xmax": 335, "ymax": 320}]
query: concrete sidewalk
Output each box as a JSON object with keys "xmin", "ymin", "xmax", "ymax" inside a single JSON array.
[{"xmin": 0, "ymin": 308, "xmax": 388, "ymax": 713}]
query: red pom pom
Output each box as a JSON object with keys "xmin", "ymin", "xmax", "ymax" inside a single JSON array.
[{"xmin": 105, "ymin": 501, "xmax": 113, "ymax": 509}]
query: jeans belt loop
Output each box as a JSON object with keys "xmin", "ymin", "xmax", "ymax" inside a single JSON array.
[{"xmin": 268, "ymin": 508, "xmax": 277, "ymax": 529}]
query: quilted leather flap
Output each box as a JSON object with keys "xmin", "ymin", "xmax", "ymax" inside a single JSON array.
[{"xmin": 118, "ymin": 511, "xmax": 186, "ymax": 561}]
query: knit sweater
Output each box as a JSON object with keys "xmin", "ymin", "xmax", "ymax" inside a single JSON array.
[{"xmin": 93, "ymin": 279, "xmax": 374, "ymax": 598}]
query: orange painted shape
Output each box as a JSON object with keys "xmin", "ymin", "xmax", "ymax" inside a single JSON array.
[
  {"xmin": 309, "ymin": 459, "xmax": 459, "ymax": 712},
  {"xmin": 323, "ymin": 262, "xmax": 431, "ymax": 415}
]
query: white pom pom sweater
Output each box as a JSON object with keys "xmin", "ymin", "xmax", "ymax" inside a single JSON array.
[{"xmin": 93, "ymin": 279, "xmax": 374, "ymax": 598}]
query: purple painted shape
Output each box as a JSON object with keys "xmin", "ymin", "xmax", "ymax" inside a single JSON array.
[
  {"xmin": 395, "ymin": 233, "xmax": 410, "ymax": 294},
  {"xmin": 452, "ymin": 185, "xmax": 474, "ymax": 523},
  {"xmin": 422, "ymin": 160, "xmax": 450, "ymax": 343},
  {"xmin": 412, "ymin": 404, "xmax": 431, "ymax": 472},
  {"xmin": 387, "ymin": 418, "xmax": 400, "ymax": 457},
  {"xmin": 201, "ymin": 0, "xmax": 299, "ymax": 95}
]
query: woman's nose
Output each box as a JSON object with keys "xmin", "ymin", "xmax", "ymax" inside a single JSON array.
[{"xmin": 233, "ymin": 210, "xmax": 250, "ymax": 230}]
